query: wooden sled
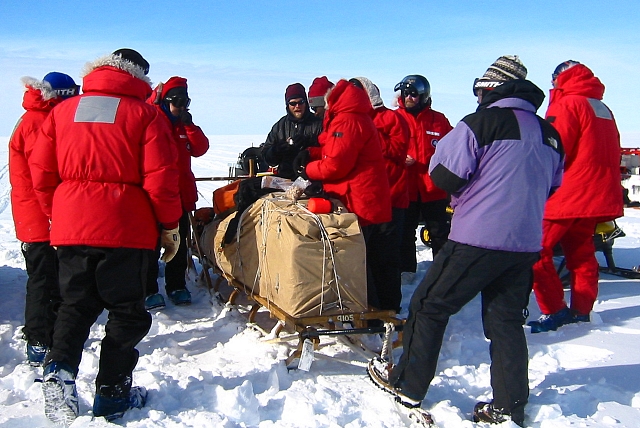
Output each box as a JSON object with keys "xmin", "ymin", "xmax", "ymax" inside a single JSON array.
[
  {"xmin": 209, "ymin": 269, "xmax": 404, "ymax": 370},
  {"xmin": 189, "ymin": 192, "xmax": 404, "ymax": 370}
]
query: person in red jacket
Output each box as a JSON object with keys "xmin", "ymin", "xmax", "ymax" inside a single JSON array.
[
  {"xmin": 28, "ymin": 48, "xmax": 182, "ymax": 424},
  {"xmin": 296, "ymin": 79, "xmax": 392, "ymax": 309},
  {"xmin": 144, "ymin": 76, "xmax": 210, "ymax": 309},
  {"xmin": 395, "ymin": 75, "xmax": 453, "ymax": 282},
  {"xmin": 352, "ymin": 76, "xmax": 410, "ymax": 312},
  {"xmin": 529, "ymin": 61, "xmax": 624, "ymax": 333},
  {"xmin": 308, "ymin": 76, "xmax": 334, "ymax": 119},
  {"xmin": 9, "ymin": 72, "xmax": 79, "ymax": 366}
]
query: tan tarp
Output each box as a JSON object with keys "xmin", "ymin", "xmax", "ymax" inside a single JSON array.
[{"xmin": 201, "ymin": 194, "xmax": 368, "ymax": 317}]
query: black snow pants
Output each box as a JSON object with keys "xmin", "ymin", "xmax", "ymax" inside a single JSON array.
[
  {"xmin": 390, "ymin": 240, "xmax": 538, "ymax": 423},
  {"xmin": 22, "ymin": 241, "xmax": 60, "ymax": 347},
  {"xmin": 46, "ymin": 246, "xmax": 152, "ymax": 390},
  {"xmin": 362, "ymin": 208, "xmax": 405, "ymax": 312},
  {"xmin": 399, "ymin": 198, "xmax": 450, "ymax": 273}
]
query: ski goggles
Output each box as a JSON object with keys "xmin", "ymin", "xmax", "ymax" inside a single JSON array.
[{"xmin": 165, "ymin": 96, "xmax": 191, "ymax": 108}]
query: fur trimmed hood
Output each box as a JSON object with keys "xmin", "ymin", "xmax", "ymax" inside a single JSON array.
[
  {"xmin": 81, "ymin": 53, "xmax": 152, "ymax": 86},
  {"xmin": 353, "ymin": 76, "xmax": 384, "ymax": 109},
  {"xmin": 21, "ymin": 76, "xmax": 58, "ymax": 101}
]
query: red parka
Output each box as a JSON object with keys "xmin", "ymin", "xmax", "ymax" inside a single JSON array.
[
  {"xmin": 372, "ymin": 106, "xmax": 410, "ymax": 209},
  {"xmin": 29, "ymin": 56, "xmax": 182, "ymax": 250},
  {"xmin": 9, "ymin": 79, "xmax": 65, "ymax": 243},
  {"xmin": 306, "ymin": 80, "xmax": 392, "ymax": 226},
  {"xmin": 396, "ymin": 99, "xmax": 453, "ymax": 202},
  {"xmin": 543, "ymin": 64, "xmax": 623, "ymax": 220},
  {"xmin": 148, "ymin": 81, "xmax": 210, "ymax": 211}
]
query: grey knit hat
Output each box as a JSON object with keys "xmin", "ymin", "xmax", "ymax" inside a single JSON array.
[{"xmin": 473, "ymin": 55, "xmax": 527, "ymax": 94}]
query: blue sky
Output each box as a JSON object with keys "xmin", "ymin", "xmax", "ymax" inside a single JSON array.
[{"xmin": 2, "ymin": 0, "xmax": 639, "ymax": 145}]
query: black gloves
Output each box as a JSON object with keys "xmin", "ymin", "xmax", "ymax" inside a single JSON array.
[
  {"xmin": 179, "ymin": 110, "xmax": 193, "ymax": 125},
  {"xmin": 293, "ymin": 149, "xmax": 310, "ymax": 179},
  {"xmin": 304, "ymin": 181, "xmax": 324, "ymax": 196}
]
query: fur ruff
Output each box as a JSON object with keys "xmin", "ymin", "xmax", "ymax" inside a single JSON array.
[
  {"xmin": 81, "ymin": 54, "xmax": 152, "ymax": 86},
  {"xmin": 21, "ymin": 76, "xmax": 58, "ymax": 101}
]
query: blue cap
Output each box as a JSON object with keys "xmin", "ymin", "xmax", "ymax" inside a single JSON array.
[{"xmin": 43, "ymin": 72, "xmax": 79, "ymax": 99}]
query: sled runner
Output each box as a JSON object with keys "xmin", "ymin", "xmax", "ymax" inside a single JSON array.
[{"xmin": 195, "ymin": 190, "xmax": 403, "ymax": 369}]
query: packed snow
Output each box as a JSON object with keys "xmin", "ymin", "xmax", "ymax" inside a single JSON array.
[{"xmin": 2, "ymin": 135, "xmax": 640, "ymax": 427}]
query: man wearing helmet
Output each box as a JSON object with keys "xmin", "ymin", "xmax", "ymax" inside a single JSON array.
[
  {"xmin": 395, "ymin": 75, "xmax": 453, "ymax": 281},
  {"xmin": 528, "ymin": 61, "xmax": 623, "ymax": 333}
]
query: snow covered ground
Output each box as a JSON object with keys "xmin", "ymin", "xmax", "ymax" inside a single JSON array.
[{"xmin": 2, "ymin": 135, "xmax": 640, "ymax": 427}]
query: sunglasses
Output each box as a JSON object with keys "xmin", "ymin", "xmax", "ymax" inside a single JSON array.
[
  {"xmin": 288, "ymin": 100, "xmax": 306, "ymax": 107},
  {"xmin": 403, "ymin": 89, "xmax": 419, "ymax": 98},
  {"xmin": 165, "ymin": 96, "xmax": 191, "ymax": 108}
]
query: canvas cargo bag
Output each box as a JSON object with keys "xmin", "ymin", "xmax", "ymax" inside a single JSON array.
[
  {"xmin": 201, "ymin": 211, "xmax": 261, "ymax": 294},
  {"xmin": 203, "ymin": 194, "xmax": 368, "ymax": 317}
]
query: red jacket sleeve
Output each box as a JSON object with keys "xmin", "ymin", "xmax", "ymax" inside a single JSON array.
[
  {"xmin": 141, "ymin": 111, "xmax": 182, "ymax": 229},
  {"xmin": 546, "ymin": 100, "xmax": 581, "ymax": 164},
  {"xmin": 184, "ymin": 123, "xmax": 210, "ymax": 157},
  {"xmin": 376, "ymin": 109, "xmax": 410, "ymax": 164},
  {"xmin": 29, "ymin": 115, "xmax": 60, "ymax": 217},
  {"xmin": 305, "ymin": 116, "xmax": 364, "ymax": 181}
]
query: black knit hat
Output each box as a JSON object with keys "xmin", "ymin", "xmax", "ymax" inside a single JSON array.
[
  {"xmin": 285, "ymin": 83, "xmax": 307, "ymax": 103},
  {"xmin": 112, "ymin": 48, "xmax": 150, "ymax": 75},
  {"xmin": 473, "ymin": 55, "xmax": 527, "ymax": 95}
]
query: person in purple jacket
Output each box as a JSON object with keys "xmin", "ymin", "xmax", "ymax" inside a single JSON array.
[{"xmin": 368, "ymin": 56, "xmax": 564, "ymax": 427}]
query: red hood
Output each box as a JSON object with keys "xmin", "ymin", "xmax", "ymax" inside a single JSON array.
[
  {"xmin": 326, "ymin": 79, "xmax": 374, "ymax": 119},
  {"xmin": 82, "ymin": 66, "xmax": 152, "ymax": 100},
  {"xmin": 21, "ymin": 87, "xmax": 60, "ymax": 112},
  {"xmin": 549, "ymin": 63, "xmax": 605, "ymax": 103}
]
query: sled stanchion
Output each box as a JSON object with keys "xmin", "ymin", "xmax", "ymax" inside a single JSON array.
[
  {"xmin": 195, "ymin": 176, "xmax": 250, "ymax": 182},
  {"xmin": 188, "ymin": 211, "xmax": 214, "ymax": 291}
]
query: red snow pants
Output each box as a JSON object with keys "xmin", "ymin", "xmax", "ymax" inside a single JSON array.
[{"xmin": 532, "ymin": 218, "xmax": 599, "ymax": 315}]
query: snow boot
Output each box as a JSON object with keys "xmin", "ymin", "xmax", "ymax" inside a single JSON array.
[
  {"xmin": 367, "ymin": 357, "xmax": 422, "ymax": 408},
  {"xmin": 570, "ymin": 313, "xmax": 590, "ymax": 323},
  {"xmin": 168, "ymin": 288, "xmax": 191, "ymax": 306},
  {"xmin": 93, "ymin": 382, "xmax": 147, "ymax": 421},
  {"xmin": 41, "ymin": 361, "xmax": 79, "ymax": 426},
  {"xmin": 527, "ymin": 307, "xmax": 572, "ymax": 333},
  {"xmin": 26, "ymin": 341, "xmax": 48, "ymax": 367},
  {"xmin": 367, "ymin": 358, "xmax": 435, "ymax": 426},
  {"xmin": 473, "ymin": 401, "xmax": 524, "ymax": 427},
  {"xmin": 144, "ymin": 293, "xmax": 166, "ymax": 310}
]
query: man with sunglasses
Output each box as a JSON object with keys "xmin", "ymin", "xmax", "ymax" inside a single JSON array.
[
  {"xmin": 144, "ymin": 76, "xmax": 210, "ymax": 309},
  {"xmin": 394, "ymin": 75, "xmax": 453, "ymax": 283},
  {"xmin": 261, "ymin": 83, "xmax": 322, "ymax": 179}
]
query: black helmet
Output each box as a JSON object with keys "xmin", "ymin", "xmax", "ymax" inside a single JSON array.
[
  {"xmin": 552, "ymin": 60, "xmax": 580, "ymax": 81},
  {"xmin": 394, "ymin": 75, "xmax": 431, "ymax": 107}
]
